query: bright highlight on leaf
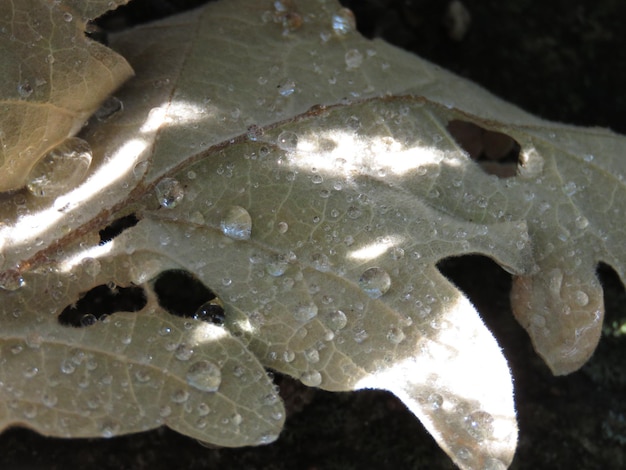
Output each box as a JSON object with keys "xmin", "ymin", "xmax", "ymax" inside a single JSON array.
[{"xmin": 0, "ymin": 1, "xmax": 625, "ymax": 469}]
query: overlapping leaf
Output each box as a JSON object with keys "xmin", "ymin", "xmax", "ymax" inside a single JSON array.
[
  {"xmin": 1, "ymin": 1, "xmax": 625, "ymax": 469},
  {"xmin": 0, "ymin": 0, "xmax": 133, "ymax": 191}
]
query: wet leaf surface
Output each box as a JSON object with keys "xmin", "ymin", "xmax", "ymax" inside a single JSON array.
[{"xmin": 1, "ymin": 1, "xmax": 625, "ymax": 468}]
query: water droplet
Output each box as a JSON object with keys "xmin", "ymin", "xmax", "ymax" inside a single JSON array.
[
  {"xmin": 80, "ymin": 314, "xmax": 97, "ymax": 327},
  {"xmin": 194, "ymin": 300, "xmax": 225, "ymax": 325},
  {"xmin": 134, "ymin": 369, "xmax": 151, "ymax": 383},
  {"xmin": 277, "ymin": 221, "xmax": 289, "ymax": 233},
  {"xmin": 305, "ymin": 348, "xmax": 320, "ymax": 363},
  {"xmin": 310, "ymin": 252, "xmax": 330, "ymax": 271},
  {"xmin": 95, "ymin": 96, "xmax": 123, "ymax": 121},
  {"xmin": 246, "ymin": 124, "xmax": 263, "ymax": 141},
  {"xmin": 300, "ymin": 370, "xmax": 322, "ymax": 387},
  {"xmin": 326, "ymin": 310, "xmax": 348, "ymax": 330},
  {"xmin": 573, "ymin": 290, "xmax": 589, "ymax": 306},
  {"xmin": 26, "ymin": 137, "xmax": 93, "ymax": 198},
  {"xmin": 347, "ymin": 206, "xmax": 362, "ymax": 219},
  {"xmin": 311, "ymin": 174, "xmax": 324, "ymax": 184},
  {"xmin": 63, "ymin": 12, "xmax": 73, "ymax": 22},
  {"xmin": 81, "ymin": 257, "xmax": 101, "ymax": 277},
  {"xmin": 60, "ymin": 359, "xmax": 76, "ymax": 375},
  {"xmin": 23, "ymin": 366, "xmax": 38, "ymax": 379},
  {"xmin": 283, "ymin": 349, "xmax": 295, "ymax": 362},
  {"xmin": 344, "ymin": 49, "xmax": 363, "ymax": 70},
  {"xmin": 186, "ymin": 360, "xmax": 222, "ymax": 392},
  {"xmin": 277, "ymin": 131, "xmax": 298, "ymax": 151},
  {"xmin": 17, "ymin": 80, "xmax": 33, "ymax": 98},
  {"xmin": 359, "ymin": 267, "xmax": 391, "ymax": 298},
  {"xmin": 293, "ymin": 303, "xmax": 318, "ymax": 322},
  {"xmin": 332, "ymin": 8, "xmax": 356, "ymax": 36},
  {"xmin": 575, "ymin": 215, "xmax": 589, "ymax": 229},
  {"xmin": 266, "ymin": 253, "xmax": 289, "ymax": 276},
  {"xmin": 133, "ymin": 160, "xmax": 149, "ymax": 179},
  {"xmin": 464, "ymin": 410, "xmax": 494, "ymax": 441},
  {"xmin": 277, "ymin": 78, "xmax": 296, "ymax": 97},
  {"xmin": 42, "ymin": 393, "xmax": 58, "ymax": 408},
  {"xmin": 155, "ymin": 177, "xmax": 184, "ymax": 208},
  {"xmin": 220, "ymin": 205, "xmax": 252, "ymax": 240},
  {"xmin": 427, "ymin": 393, "xmax": 443, "ymax": 410},
  {"xmin": 0, "ymin": 269, "xmax": 25, "ymax": 291},
  {"xmin": 386, "ymin": 327, "xmax": 405, "ymax": 344},
  {"xmin": 171, "ymin": 389, "xmax": 190, "ymax": 403},
  {"xmin": 175, "ymin": 343, "xmax": 194, "ymax": 361},
  {"xmin": 99, "ymin": 419, "xmax": 119, "ymax": 438}
]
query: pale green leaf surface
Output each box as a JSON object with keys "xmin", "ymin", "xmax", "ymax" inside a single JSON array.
[
  {"xmin": 0, "ymin": 262, "xmax": 285, "ymax": 446},
  {"xmin": 0, "ymin": 0, "xmax": 133, "ymax": 192},
  {"xmin": 1, "ymin": 1, "xmax": 626, "ymax": 469}
]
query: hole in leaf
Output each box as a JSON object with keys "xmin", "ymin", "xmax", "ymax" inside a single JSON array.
[
  {"xmin": 59, "ymin": 284, "xmax": 147, "ymax": 327},
  {"xmin": 446, "ymin": 119, "xmax": 520, "ymax": 178},
  {"xmin": 597, "ymin": 263, "xmax": 626, "ymax": 339},
  {"xmin": 436, "ymin": 255, "xmax": 525, "ymax": 369},
  {"xmin": 153, "ymin": 269, "xmax": 224, "ymax": 324},
  {"xmin": 99, "ymin": 213, "xmax": 139, "ymax": 244}
]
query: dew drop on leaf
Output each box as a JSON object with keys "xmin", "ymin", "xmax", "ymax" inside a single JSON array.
[
  {"xmin": 171, "ymin": 389, "xmax": 190, "ymax": 404},
  {"xmin": 80, "ymin": 313, "xmax": 97, "ymax": 327},
  {"xmin": 266, "ymin": 253, "xmax": 289, "ymax": 277},
  {"xmin": 283, "ymin": 349, "xmax": 295, "ymax": 362},
  {"xmin": 186, "ymin": 360, "xmax": 222, "ymax": 392},
  {"xmin": 300, "ymin": 370, "xmax": 322, "ymax": 387},
  {"xmin": 427, "ymin": 392, "xmax": 443, "ymax": 410},
  {"xmin": 155, "ymin": 177, "xmax": 184, "ymax": 208},
  {"xmin": 175, "ymin": 343, "xmax": 194, "ymax": 361},
  {"xmin": 60, "ymin": 359, "xmax": 76, "ymax": 375},
  {"xmin": 344, "ymin": 49, "xmax": 363, "ymax": 70},
  {"xmin": 293, "ymin": 303, "xmax": 318, "ymax": 322},
  {"xmin": 0, "ymin": 269, "xmax": 25, "ymax": 291},
  {"xmin": 277, "ymin": 78, "xmax": 296, "ymax": 97},
  {"xmin": 26, "ymin": 137, "xmax": 93, "ymax": 198},
  {"xmin": 464, "ymin": 410, "xmax": 494, "ymax": 441},
  {"xmin": 331, "ymin": 7, "xmax": 356, "ymax": 36},
  {"xmin": 358, "ymin": 267, "xmax": 391, "ymax": 298},
  {"xmin": 220, "ymin": 205, "xmax": 252, "ymax": 240},
  {"xmin": 277, "ymin": 221, "xmax": 289, "ymax": 233},
  {"xmin": 276, "ymin": 131, "xmax": 299, "ymax": 153},
  {"xmin": 325, "ymin": 309, "xmax": 348, "ymax": 330},
  {"xmin": 17, "ymin": 80, "xmax": 33, "ymax": 98},
  {"xmin": 81, "ymin": 257, "xmax": 101, "ymax": 277},
  {"xmin": 194, "ymin": 300, "xmax": 225, "ymax": 325},
  {"xmin": 386, "ymin": 327, "xmax": 405, "ymax": 344}
]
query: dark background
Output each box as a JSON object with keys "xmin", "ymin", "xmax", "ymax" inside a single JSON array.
[{"xmin": 2, "ymin": 1, "xmax": 625, "ymax": 468}]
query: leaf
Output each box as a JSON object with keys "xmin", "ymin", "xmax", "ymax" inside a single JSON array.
[
  {"xmin": 0, "ymin": 0, "xmax": 133, "ymax": 192},
  {"xmin": 1, "ymin": 1, "xmax": 625, "ymax": 469},
  {"xmin": 0, "ymin": 261, "xmax": 285, "ymax": 446}
]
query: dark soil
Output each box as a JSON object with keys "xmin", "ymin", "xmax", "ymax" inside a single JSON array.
[{"xmin": 2, "ymin": 1, "xmax": 625, "ymax": 469}]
